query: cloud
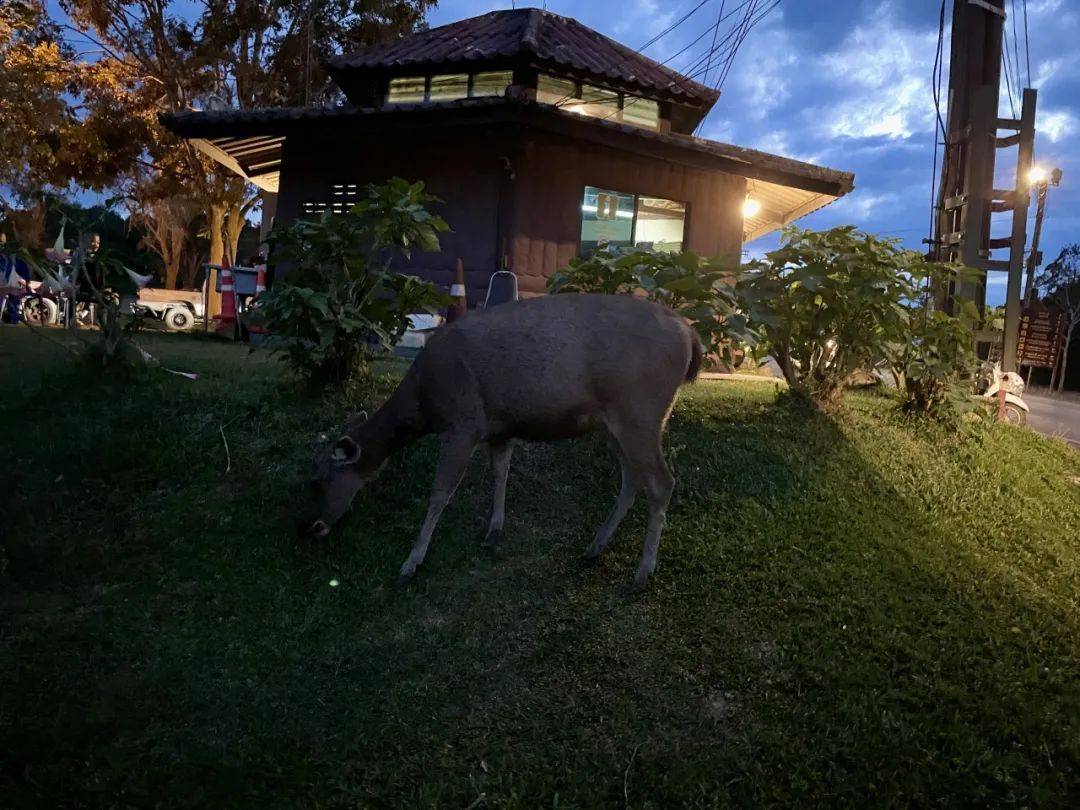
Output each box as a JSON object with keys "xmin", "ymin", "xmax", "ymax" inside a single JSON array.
[
  {"xmin": 829, "ymin": 191, "xmax": 900, "ymax": 220},
  {"xmin": 614, "ymin": 0, "xmax": 676, "ymax": 44},
  {"xmin": 814, "ymin": 4, "xmax": 938, "ymax": 140},
  {"xmin": 1037, "ymin": 108, "xmax": 1078, "ymax": 142},
  {"xmin": 722, "ymin": 11, "xmax": 796, "ymax": 123}
]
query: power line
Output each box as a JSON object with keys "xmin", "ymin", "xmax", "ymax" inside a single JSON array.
[
  {"xmin": 554, "ymin": 0, "xmax": 757, "ymax": 111},
  {"xmin": 929, "ymin": 0, "xmax": 947, "ymax": 246},
  {"xmin": 1002, "ymin": 45, "xmax": 1018, "ymax": 118},
  {"xmin": 702, "ymin": 1, "xmax": 728, "ymax": 87},
  {"xmin": 549, "ymin": 0, "xmax": 747, "ymax": 110},
  {"xmin": 1010, "ymin": 0, "xmax": 1023, "ymax": 88},
  {"xmin": 1022, "ymin": 0, "xmax": 1031, "ymax": 87}
]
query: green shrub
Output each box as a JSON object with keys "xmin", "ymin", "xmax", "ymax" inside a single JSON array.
[
  {"xmin": 547, "ymin": 248, "xmax": 756, "ymax": 364},
  {"xmin": 739, "ymin": 227, "xmax": 928, "ymax": 412},
  {"xmin": 889, "ymin": 262, "xmax": 980, "ymax": 419},
  {"xmin": 256, "ymin": 178, "xmax": 450, "ymax": 385}
]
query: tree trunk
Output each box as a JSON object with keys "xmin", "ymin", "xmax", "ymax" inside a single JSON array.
[
  {"xmin": 225, "ymin": 202, "xmax": 245, "ymax": 266},
  {"xmin": 208, "ymin": 203, "xmax": 226, "ymax": 265},
  {"xmin": 1059, "ymin": 321, "xmax": 1077, "ymax": 393},
  {"xmin": 206, "ymin": 202, "xmax": 226, "ymax": 319}
]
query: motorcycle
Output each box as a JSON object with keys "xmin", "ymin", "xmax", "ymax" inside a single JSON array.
[{"xmin": 976, "ymin": 361, "xmax": 1029, "ymax": 425}]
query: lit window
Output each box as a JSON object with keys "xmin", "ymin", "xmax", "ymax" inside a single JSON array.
[
  {"xmin": 471, "ymin": 70, "xmax": 513, "ymax": 97},
  {"xmin": 621, "ymin": 96, "xmax": 659, "ymax": 130},
  {"xmin": 578, "ymin": 84, "xmax": 620, "ymax": 121},
  {"xmin": 387, "ymin": 76, "xmax": 426, "ymax": 104},
  {"xmin": 429, "ymin": 73, "xmax": 469, "ymax": 102},
  {"xmin": 579, "ymin": 186, "xmax": 685, "ymax": 256},
  {"xmin": 537, "ymin": 74, "xmax": 577, "ymax": 105},
  {"xmin": 634, "ymin": 196, "xmax": 685, "ymax": 252}
]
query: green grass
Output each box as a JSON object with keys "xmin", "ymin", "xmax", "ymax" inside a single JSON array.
[{"xmin": 2, "ymin": 323, "xmax": 1079, "ymax": 807}]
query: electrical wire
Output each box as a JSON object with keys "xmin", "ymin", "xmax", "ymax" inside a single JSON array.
[
  {"xmin": 702, "ymin": 1, "xmax": 727, "ymax": 88},
  {"xmin": 547, "ymin": 0, "xmax": 744, "ymax": 110},
  {"xmin": 1010, "ymin": 0, "xmax": 1023, "ymax": 89},
  {"xmin": 929, "ymin": 0, "xmax": 947, "ymax": 246},
  {"xmin": 1022, "ymin": 0, "xmax": 1031, "ymax": 88},
  {"xmin": 553, "ymin": 0, "xmax": 757, "ymax": 113},
  {"xmin": 1002, "ymin": 42, "xmax": 1018, "ymax": 118}
]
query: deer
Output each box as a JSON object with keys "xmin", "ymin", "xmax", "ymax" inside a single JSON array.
[{"xmin": 307, "ymin": 293, "xmax": 702, "ymax": 589}]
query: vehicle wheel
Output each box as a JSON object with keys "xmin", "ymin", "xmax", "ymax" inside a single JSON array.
[
  {"xmin": 164, "ymin": 307, "xmax": 194, "ymax": 331},
  {"xmin": 1004, "ymin": 403, "xmax": 1028, "ymax": 426},
  {"xmin": 22, "ymin": 296, "xmax": 59, "ymax": 326}
]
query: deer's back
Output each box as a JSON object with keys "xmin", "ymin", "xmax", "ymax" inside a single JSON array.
[{"xmin": 413, "ymin": 295, "xmax": 695, "ymax": 440}]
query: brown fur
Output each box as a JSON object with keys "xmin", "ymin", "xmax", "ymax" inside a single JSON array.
[{"xmin": 310, "ymin": 293, "xmax": 701, "ymax": 588}]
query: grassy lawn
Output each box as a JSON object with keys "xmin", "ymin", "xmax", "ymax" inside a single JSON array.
[{"xmin": 2, "ymin": 323, "xmax": 1079, "ymax": 807}]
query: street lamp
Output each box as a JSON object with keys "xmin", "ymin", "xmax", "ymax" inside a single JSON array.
[{"xmin": 1023, "ymin": 165, "xmax": 1063, "ymax": 305}]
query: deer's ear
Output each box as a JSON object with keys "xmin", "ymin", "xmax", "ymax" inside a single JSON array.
[{"xmin": 331, "ymin": 435, "xmax": 361, "ymax": 465}]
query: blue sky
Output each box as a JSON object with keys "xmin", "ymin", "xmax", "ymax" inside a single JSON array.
[{"xmin": 430, "ymin": 1, "xmax": 1079, "ymax": 305}]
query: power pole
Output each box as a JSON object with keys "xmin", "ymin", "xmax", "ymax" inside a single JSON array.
[{"xmin": 933, "ymin": 0, "xmax": 1036, "ymax": 372}]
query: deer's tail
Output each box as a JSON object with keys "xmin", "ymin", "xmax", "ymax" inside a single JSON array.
[{"xmin": 685, "ymin": 332, "xmax": 704, "ymax": 383}]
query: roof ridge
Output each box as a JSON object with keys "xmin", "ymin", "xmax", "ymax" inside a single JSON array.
[{"xmin": 521, "ymin": 8, "xmax": 543, "ymax": 53}]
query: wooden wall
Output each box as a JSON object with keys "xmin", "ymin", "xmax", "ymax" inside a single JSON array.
[
  {"xmin": 507, "ymin": 134, "xmax": 746, "ymax": 297},
  {"xmin": 276, "ymin": 126, "xmax": 509, "ymax": 303},
  {"xmin": 275, "ymin": 124, "xmax": 746, "ymax": 303}
]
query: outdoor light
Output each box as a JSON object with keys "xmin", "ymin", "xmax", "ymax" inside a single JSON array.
[
  {"xmin": 1028, "ymin": 166, "xmax": 1049, "ymax": 186},
  {"xmin": 742, "ymin": 197, "xmax": 761, "ymax": 218}
]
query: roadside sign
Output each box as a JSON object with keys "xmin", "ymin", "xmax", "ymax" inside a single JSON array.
[{"xmin": 1017, "ymin": 305, "xmax": 1066, "ymax": 369}]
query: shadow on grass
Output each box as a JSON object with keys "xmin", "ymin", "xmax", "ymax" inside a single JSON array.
[{"xmin": 1, "ymin": 336, "xmax": 1078, "ymax": 806}]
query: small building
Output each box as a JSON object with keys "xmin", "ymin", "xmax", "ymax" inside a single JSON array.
[{"xmin": 163, "ymin": 8, "xmax": 853, "ymax": 302}]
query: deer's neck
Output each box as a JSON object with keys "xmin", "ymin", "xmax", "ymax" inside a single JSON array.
[{"xmin": 356, "ymin": 373, "xmax": 428, "ymax": 470}]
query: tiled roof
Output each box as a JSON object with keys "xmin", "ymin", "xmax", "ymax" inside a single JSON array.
[{"xmin": 325, "ymin": 8, "xmax": 719, "ymax": 106}]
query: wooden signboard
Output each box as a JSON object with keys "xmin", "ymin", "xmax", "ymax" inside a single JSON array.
[{"xmin": 1017, "ymin": 305, "xmax": 1066, "ymax": 369}]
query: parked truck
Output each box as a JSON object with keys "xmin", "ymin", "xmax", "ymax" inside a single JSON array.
[{"xmin": 127, "ymin": 288, "xmax": 205, "ymax": 331}]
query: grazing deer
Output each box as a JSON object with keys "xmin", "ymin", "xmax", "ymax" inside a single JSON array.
[{"xmin": 308, "ymin": 293, "xmax": 701, "ymax": 589}]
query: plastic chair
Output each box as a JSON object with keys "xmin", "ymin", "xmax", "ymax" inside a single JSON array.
[{"xmin": 483, "ymin": 270, "xmax": 518, "ymax": 308}]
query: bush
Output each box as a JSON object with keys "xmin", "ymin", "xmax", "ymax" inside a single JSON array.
[
  {"xmin": 256, "ymin": 178, "xmax": 450, "ymax": 385},
  {"xmin": 888, "ymin": 261, "xmax": 979, "ymax": 419},
  {"xmin": 547, "ymin": 248, "xmax": 756, "ymax": 364},
  {"xmin": 739, "ymin": 226, "xmax": 931, "ymax": 412}
]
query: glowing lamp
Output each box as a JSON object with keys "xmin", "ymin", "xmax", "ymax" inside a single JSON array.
[
  {"xmin": 1028, "ymin": 166, "xmax": 1049, "ymax": 186},
  {"xmin": 742, "ymin": 197, "xmax": 761, "ymax": 218}
]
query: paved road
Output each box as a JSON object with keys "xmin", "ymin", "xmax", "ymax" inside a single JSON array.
[{"xmin": 1025, "ymin": 392, "xmax": 1080, "ymax": 449}]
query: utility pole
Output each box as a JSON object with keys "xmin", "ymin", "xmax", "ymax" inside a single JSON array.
[{"xmin": 933, "ymin": 0, "xmax": 1036, "ymax": 372}]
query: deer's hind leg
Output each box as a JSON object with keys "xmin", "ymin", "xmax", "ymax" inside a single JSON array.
[
  {"xmin": 485, "ymin": 440, "xmax": 512, "ymax": 545},
  {"xmin": 584, "ymin": 440, "xmax": 638, "ymax": 560},
  {"xmin": 610, "ymin": 417, "xmax": 674, "ymax": 589}
]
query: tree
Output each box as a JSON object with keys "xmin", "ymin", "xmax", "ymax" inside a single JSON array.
[
  {"xmin": 63, "ymin": 0, "xmax": 436, "ymax": 280},
  {"xmin": 0, "ymin": 1, "xmax": 80, "ymax": 245},
  {"xmin": 1036, "ymin": 245, "xmax": 1080, "ymax": 392},
  {"xmin": 128, "ymin": 192, "xmax": 201, "ymax": 289}
]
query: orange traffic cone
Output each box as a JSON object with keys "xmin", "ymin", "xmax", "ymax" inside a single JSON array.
[
  {"xmin": 446, "ymin": 258, "xmax": 468, "ymax": 323},
  {"xmin": 214, "ymin": 263, "xmax": 239, "ymax": 339}
]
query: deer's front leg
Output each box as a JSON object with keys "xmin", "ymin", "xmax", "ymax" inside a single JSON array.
[{"xmin": 399, "ymin": 435, "xmax": 476, "ymax": 580}]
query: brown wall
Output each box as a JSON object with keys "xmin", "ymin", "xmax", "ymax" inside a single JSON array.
[
  {"xmin": 277, "ymin": 126, "xmax": 510, "ymax": 302},
  {"xmin": 507, "ymin": 134, "xmax": 746, "ymax": 297},
  {"xmin": 275, "ymin": 123, "xmax": 745, "ymax": 303}
]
